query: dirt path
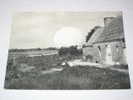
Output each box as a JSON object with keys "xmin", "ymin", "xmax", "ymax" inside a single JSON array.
[
  {"xmin": 41, "ymin": 67, "xmax": 63, "ymax": 74},
  {"xmin": 66, "ymin": 59, "xmax": 129, "ymax": 74},
  {"xmin": 67, "ymin": 59, "xmax": 102, "ymax": 67},
  {"xmin": 109, "ymin": 67, "xmax": 129, "ymax": 74}
]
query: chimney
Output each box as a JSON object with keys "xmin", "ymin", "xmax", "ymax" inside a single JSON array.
[{"xmin": 104, "ymin": 17, "xmax": 115, "ymax": 26}]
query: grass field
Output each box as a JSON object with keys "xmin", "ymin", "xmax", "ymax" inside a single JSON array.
[{"xmin": 4, "ymin": 52, "xmax": 130, "ymax": 89}]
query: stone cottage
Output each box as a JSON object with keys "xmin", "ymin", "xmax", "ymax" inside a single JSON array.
[{"xmin": 83, "ymin": 16, "xmax": 127, "ymax": 65}]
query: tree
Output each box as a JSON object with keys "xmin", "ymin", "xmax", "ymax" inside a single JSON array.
[{"xmin": 59, "ymin": 46, "xmax": 82, "ymax": 56}]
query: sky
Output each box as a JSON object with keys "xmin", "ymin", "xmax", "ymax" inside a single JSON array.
[{"xmin": 9, "ymin": 12, "xmax": 122, "ymax": 49}]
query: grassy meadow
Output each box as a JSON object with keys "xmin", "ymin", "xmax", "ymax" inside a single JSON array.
[{"xmin": 4, "ymin": 50, "xmax": 130, "ymax": 89}]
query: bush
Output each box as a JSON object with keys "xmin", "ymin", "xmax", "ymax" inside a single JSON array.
[{"xmin": 59, "ymin": 46, "xmax": 82, "ymax": 56}]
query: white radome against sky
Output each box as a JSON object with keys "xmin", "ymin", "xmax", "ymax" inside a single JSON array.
[{"xmin": 54, "ymin": 27, "xmax": 84, "ymax": 48}]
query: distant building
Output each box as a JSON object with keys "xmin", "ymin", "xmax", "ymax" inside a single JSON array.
[{"xmin": 83, "ymin": 16, "xmax": 127, "ymax": 65}]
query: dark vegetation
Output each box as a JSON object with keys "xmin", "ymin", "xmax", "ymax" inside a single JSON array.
[
  {"xmin": 111, "ymin": 64, "xmax": 129, "ymax": 70},
  {"xmin": 59, "ymin": 46, "xmax": 82, "ymax": 56},
  {"xmin": 4, "ymin": 50, "xmax": 130, "ymax": 89},
  {"xmin": 5, "ymin": 64, "xmax": 130, "ymax": 89}
]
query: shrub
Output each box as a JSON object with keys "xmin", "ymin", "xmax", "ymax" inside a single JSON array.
[{"xmin": 59, "ymin": 46, "xmax": 82, "ymax": 56}]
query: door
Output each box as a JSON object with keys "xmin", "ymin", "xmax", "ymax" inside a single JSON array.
[{"xmin": 106, "ymin": 45, "xmax": 114, "ymax": 65}]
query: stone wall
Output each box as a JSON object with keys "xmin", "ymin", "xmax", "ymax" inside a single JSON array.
[
  {"xmin": 82, "ymin": 46, "xmax": 100, "ymax": 63},
  {"xmin": 83, "ymin": 41, "xmax": 127, "ymax": 65}
]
